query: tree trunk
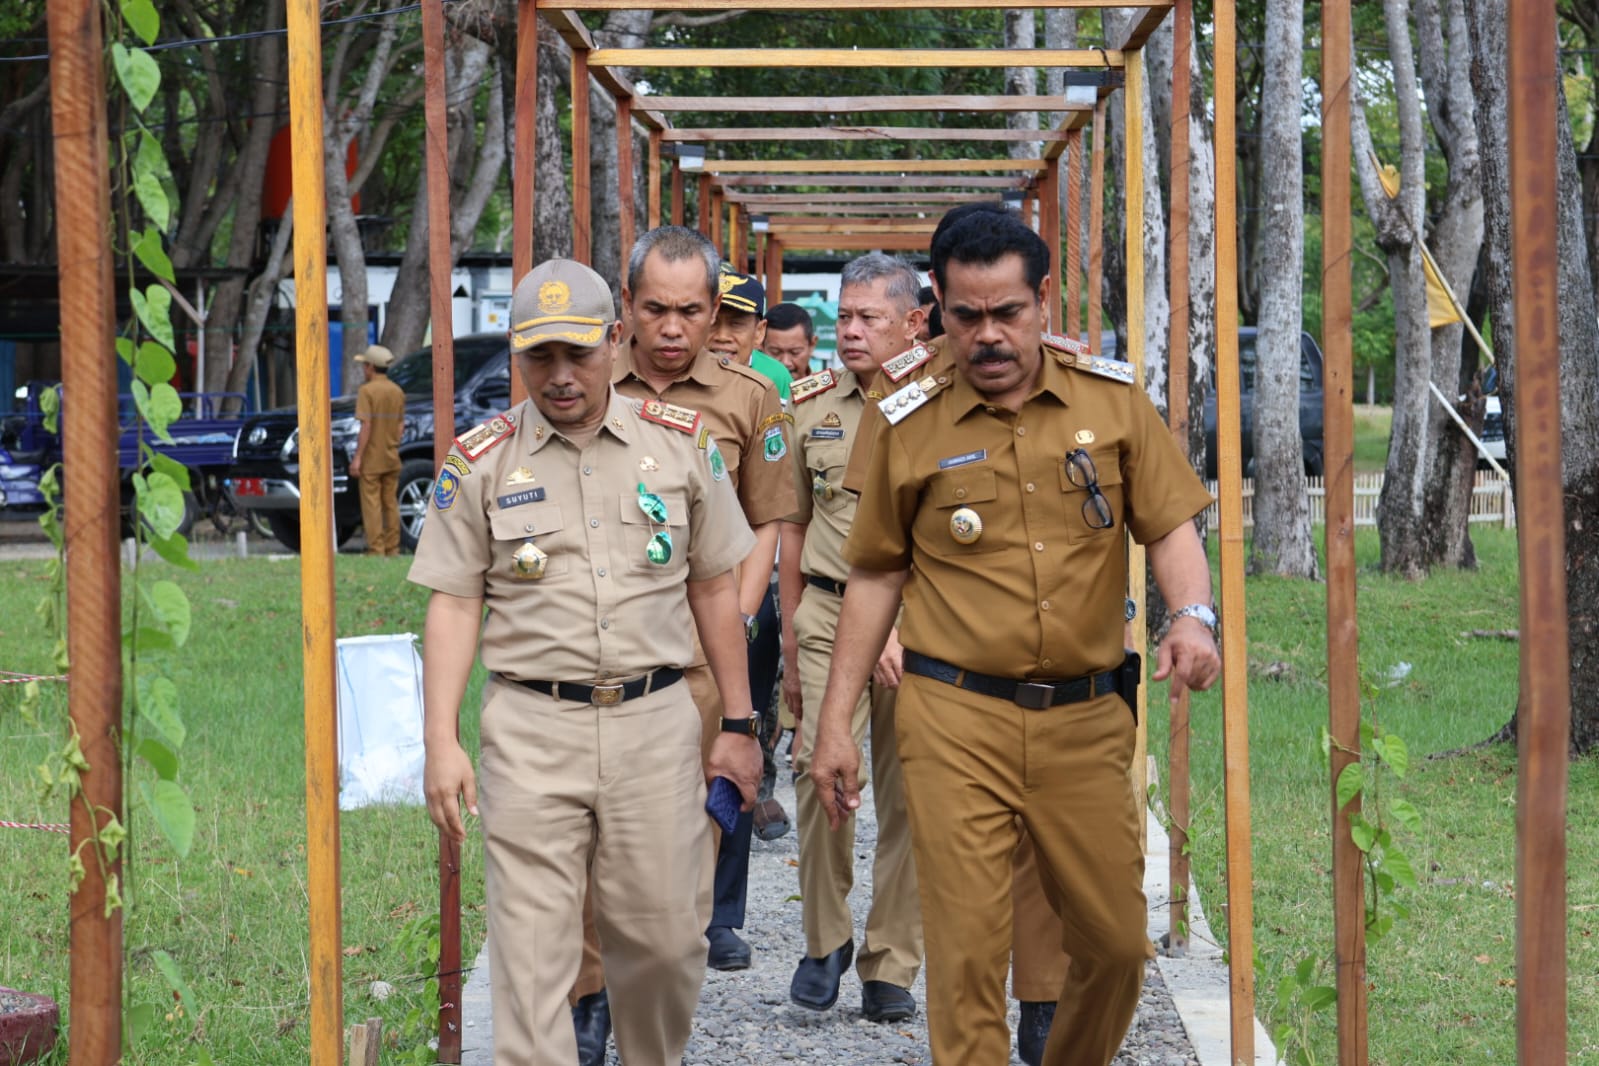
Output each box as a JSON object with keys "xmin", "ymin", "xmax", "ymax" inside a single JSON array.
[
  {"xmin": 1249, "ymin": 0, "xmax": 1317, "ymax": 578},
  {"xmin": 1467, "ymin": 0, "xmax": 1599, "ymax": 755},
  {"xmin": 1004, "ymin": 11, "xmax": 1040, "ymax": 161},
  {"xmin": 532, "ymin": 23, "xmax": 575, "ymax": 263},
  {"xmin": 589, "ymin": 10, "xmax": 653, "ymax": 287}
]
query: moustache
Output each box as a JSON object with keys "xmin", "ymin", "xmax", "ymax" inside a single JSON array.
[{"xmin": 972, "ymin": 345, "xmax": 1016, "ymax": 363}]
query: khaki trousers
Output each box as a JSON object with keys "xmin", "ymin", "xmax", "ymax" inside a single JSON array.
[
  {"xmin": 1011, "ymin": 827, "xmax": 1072, "ymax": 1002},
  {"xmin": 479, "ymin": 677, "xmax": 714, "ymax": 1066},
  {"xmin": 894, "ymin": 675, "xmax": 1152, "ymax": 1066},
  {"xmin": 358, "ymin": 468, "xmax": 400, "ymax": 554},
  {"xmin": 791, "ymin": 586, "xmax": 922, "ymax": 986}
]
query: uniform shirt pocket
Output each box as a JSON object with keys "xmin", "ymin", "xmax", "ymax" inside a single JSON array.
[
  {"xmin": 489, "ymin": 502, "xmax": 571, "ymax": 579},
  {"xmin": 805, "ymin": 441, "xmax": 851, "ymax": 514},
  {"xmin": 619, "ymin": 491, "xmax": 690, "ymax": 574},
  {"xmin": 1058, "ymin": 447, "xmax": 1124, "ymax": 543},
  {"xmin": 922, "ymin": 467, "xmax": 1005, "ymax": 556}
]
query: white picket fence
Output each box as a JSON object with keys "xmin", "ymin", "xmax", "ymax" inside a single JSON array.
[{"xmin": 1202, "ymin": 471, "xmax": 1516, "ymax": 530}]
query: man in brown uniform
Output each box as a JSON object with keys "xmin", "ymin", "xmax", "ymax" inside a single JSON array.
[
  {"xmin": 414, "ymin": 258, "xmax": 762, "ymax": 1066},
  {"xmin": 811, "ymin": 211, "xmax": 1221, "ymax": 1066},
  {"xmin": 351, "ymin": 343, "xmax": 406, "ymax": 555},
  {"xmin": 778, "ymin": 252, "xmax": 925, "ymax": 1023}
]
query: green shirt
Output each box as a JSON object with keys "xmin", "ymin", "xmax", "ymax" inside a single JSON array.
[{"xmin": 750, "ymin": 350, "xmax": 793, "ymax": 404}]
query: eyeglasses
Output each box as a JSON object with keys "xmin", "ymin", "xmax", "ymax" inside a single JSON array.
[
  {"xmin": 1065, "ymin": 449, "xmax": 1114, "ymax": 530},
  {"xmin": 637, "ymin": 482, "xmax": 673, "ymax": 564}
]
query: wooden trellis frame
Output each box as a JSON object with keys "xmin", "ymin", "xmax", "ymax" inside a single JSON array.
[{"xmin": 43, "ymin": 0, "xmax": 1572, "ymax": 1063}]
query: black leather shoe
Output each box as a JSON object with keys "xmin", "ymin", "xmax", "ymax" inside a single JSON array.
[
  {"xmin": 788, "ymin": 939, "xmax": 854, "ymax": 1011},
  {"xmin": 1018, "ymin": 1000, "xmax": 1057, "ymax": 1066},
  {"xmin": 861, "ymin": 980, "xmax": 917, "ymax": 1023},
  {"xmin": 571, "ymin": 988, "xmax": 611, "ymax": 1066},
  {"xmin": 706, "ymin": 925, "xmax": 752, "ymax": 970}
]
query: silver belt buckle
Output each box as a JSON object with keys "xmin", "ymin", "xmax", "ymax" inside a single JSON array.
[
  {"xmin": 1014, "ymin": 682, "xmax": 1055, "ymax": 711},
  {"xmin": 590, "ymin": 683, "xmax": 624, "ymax": 707}
]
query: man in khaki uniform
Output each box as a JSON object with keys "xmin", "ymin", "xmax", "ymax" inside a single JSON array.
[
  {"xmin": 777, "ymin": 253, "xmax": 925, "ymax": 1023},
  {"xmin": 414, "ymin": 259, "xmax": 763, "ymax": 1066},
  {"xmin": 810, "ymin": 211, "xmax": 1221, "ymax": 1066},
  {"xmin": 351, "ymin": 343, "xmax": 406, "ymax": 555}
]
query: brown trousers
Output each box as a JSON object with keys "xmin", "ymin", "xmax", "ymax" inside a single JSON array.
[
  {"xmin": 480, "ymin": 678, "xmax": 713, "ymax": 1065},
  {"xmin": 358, "ymin": 468, "xmax": 400, "ymax": 554},
  {"xmin": 895, "ymin": 675, "xmax": 1152, "ymax": 1066}
]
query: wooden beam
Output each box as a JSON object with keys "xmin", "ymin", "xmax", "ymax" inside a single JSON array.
[
  {"xmin": 712, "ymin": 174, "xmax": 1028, "ymax": 188},
  {"xmin": 1113, "ymin": 5, "xmax": 1173, "ymax": 52},
  {"xmin": 697, "ymin": 173, "xmax": 712, "ymax": 235},
  {"xmin": 772, "ymin": 222, "xmax": 939, "ymax": 234},
  {"xmin": 663, "ymin": 126, "xmax": 1074, "ymax": 143},
  {"xmin": 537, "ymin": 8, "xmax": 664, "ymax": 129},
  {"xmin": 728, "ymin": 191, "xmax": 996, "ymax": 205},
  {"xmin": 765, "ymin": 210, "xmax": 947, "ymax": 221},
  {"xmin": 769, "ymin": 233, "xmax": 937, "ymax": 251},
  {"xmin": 48, "ymin": 0, "xmax": 123, "ymax": 1059},
  {"xmin": 618, "ymin": 94, "xmax": 636, "ymax": 278},
  {"xmin": 1508, "ymin": 0, "xmax": 1572, "ymax": 1061},
  {"xmin": 554, "ymin": 0, "xmax": 1167, "ymax": 8},
  {"xmin": 284, "ymin": 1, "xmax": 345, "ymax": 1062},
  {"xmin": 1040, "ymin": 154, "xmax": 1060, "ymax": 331},
  {"xmin": 590, "ymin": 48, "xmax": 1125, "ymax": 70},
  {"xmin": 1124, "ymin": 45, "xmax": 1150, "ymax": 856},
  {"xmin": 1213, "ymin": 3, "xmax": 1257, "ymax": 1062},
  {"xmin": 571, "ymin": 46, "xmax": 592, "ymax": 263},
  {"xmin": 1087, "ymin": 100, "xmax": 1106, "ymax": 351},
  {"xmin": 1064, "ymin": 128, "xmax": 1082, "ymax": 336},
  {"xmin": 642, "ymin": 94, "xmax": 1093, "ymax": 113},
  {"xmin": 648, "ymin": 128, "xmax": 662, "ymax": 231},
  {"xmin": 703, "ymin": 158, "xmax": 1047, "ymax": 175}
]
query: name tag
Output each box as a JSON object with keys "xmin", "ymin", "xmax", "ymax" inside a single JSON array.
[
  {"xmin": 810, "ymin": 427, "xmax": 845, "ymax": 440},
  {"xmin": 938, "ymin": 449, "xmax": 987, "ymax": 470},
  {"xmin": 497, "ymin": 488, "xmax": 547, "ymax": 509}
]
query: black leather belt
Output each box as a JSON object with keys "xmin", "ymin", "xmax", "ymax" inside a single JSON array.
[
  {"xmin": 903, "ymin": 651, "xmax": 1117, "ymax": 710},
  {"xmin": 498, "ymin": 667, "xmax": 682, "ymax": 707},
  {"xmin": 804, "ymin": 573, "xmax": 846, "ymax": 596}
]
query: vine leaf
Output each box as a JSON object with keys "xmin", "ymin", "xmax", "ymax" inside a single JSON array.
[
  {"xmin": 145, "ymin": 448, "xmax": 193, "ymax": 492},
  {"xmin": 126, "ymin": 1001, "xmax": 158, "ymax": 1044},
  {"xmin": 147, "ymin": 530, "xmax": 199, "ymax": 572},
  {"xmin": 1300, "ymin": 986, "xmax": 1337, "ymax": 1012},
  {"xmin": 110, "ymin": 43, "xmax": 161, "ymax": 113},
  {"xmin": 130, "ymin": 285, "xmax": 176, "ymax": 351},
  {"xmin": 136, "ymin": 468, "xmax": 186, "ymax": 536},
  {"xmin": 147, "ymin": 579, "xmax": 192, "ymax": 647},
  {"xmin": 1334, "ymin": 761, "xmax": 1363, "ymax": 811},
  {"xmin": 139, "ymin": 780, "xmax": 195, "ymax": 858},
  {"xmin": 1350, "ymin": 820, "xmax": 1376, "ymax": 853},
  {"xmin": 134, "ymin": 340, "xmax": 177, "ymax": 388},
  {"xmin": 136, "ymin": 673, "xmax": 186, "ymax": 748},
  {"xmin": 132, "ymin": 227, "xmax": 175, "ymax": 285},
  {"xmin": 134, "ymin": 166, "xmax": 171, "ymax": 231},
  {"xmin": 120, "ymin": 0, "xmax": 161, "ymax": 46},
  {"xmin": 151, "ymin": 949, "xmax": 199, "ymax": 1013},
  {"xmin": 117, "ymin": 337, "xmax": 137, "ymax": 366},
  {"xmin": 1389, "ymin": 797, "xmax": 1423, "ymax": 834},
  {"xmin": 136, "ymin": 736, "xmax": 180, "ymax": 780}
]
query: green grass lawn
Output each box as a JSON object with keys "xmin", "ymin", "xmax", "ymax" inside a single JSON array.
[
  {"xmin": 0, "ymin": 554, "xmax": 486, "ymax": 1064},
  {"xmin": 1156, "ymin": 525, "xmax": 1598, "ymax": 1064},
  {"xmin": 1352, "ymin": 404, "xmax": 1392, "ymax": 473}
]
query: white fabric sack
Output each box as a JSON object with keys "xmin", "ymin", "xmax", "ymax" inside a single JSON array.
[{"xmin": 336, "ymin": 632, "xmax": 427, "ymax": 810}]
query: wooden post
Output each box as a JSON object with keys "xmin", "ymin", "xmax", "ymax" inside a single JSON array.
[
  {"xmin": 1123, "ymin": 48, "xmax": 1150, "ymax": 845},
  {"xmin": 420, "ymin": 2, "xmax": 462, "ymax": 1059},
  {"xmin": 755, "ymin": 232, "xmax": 765, "ymax": 286},
  {"xmin": 711, "ymin": 187, "xmax": 725, "ymax": 252},
  {"xmin": 47, "ymin": 2, "xmax": 123, "ymax": 1060},
  {"xmin": 511, "ymin": 0, "xmax": 537, "ymax": 407},
  {"xmin": 286, "ymin": 0, "xmax": 344, "ymax": 1061},
  {"xmin": 1039, "ymin": 157, "xmax": 1061, "ymax": 331},
  {"xmin": 1321, "ymin": 0, "xmax": 1367, "ymax": 1060},
  {"xmin": 1508, "ymin": 0, "xmax": 1572, "ymax": 1060},
  {"xmin": 1087, "ymin": 100, "xmax": 1106, "ymax": 353},
  {"xmin": 1167, "ymin": 0, "xmax": 1195, "ymax": 960},
  {"xmin": 347, "ymin": 1019, "xmax": 383, "ymax": 1066},
  {"xmin": 1064, "ymin": 128, "xmax": 1083, "ymax": 337},
  {"xmin": 1214, "ymin": 2, "xmax": 1257, "ymax": 1060},
  {"xmin": 766, "ymin": 237, "xmax": 784, "ymax": 303},
  {"xmin": 618, "ymin": 94, "xmax": 636, "ymax": 280},
  {"xmin": 671, "ymin": 161, "xmax": 685, "ymax": 226},
  {"xmin": 697, "ymin": 174, "xmax": 712, "ymax": 235},
  {"xmin": 648, "ymin": 129, "xmax": 663, "ymax": 231},
  {"xmin": 571, "ymin": 47, "xmax": 592, "ymax": 264}
]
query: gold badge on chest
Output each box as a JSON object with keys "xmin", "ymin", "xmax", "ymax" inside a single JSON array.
[
  {"xmin": 639, "ymin": 456, "xmax": 660, "ymax": 472},
  {"xmin": 1075, "ymin": 429, "xmax": 1095, "ymax": 446},
  {"xmin": 506, "ymin": 467, "xmax": 536, "ymax": 485},
  {"xmin": 512, "ymin": 541, "xmax": 549, "ymax": 580},
  {"xmin": 949, "ymin": 507, "xmax": 983, "ymax": 545}
]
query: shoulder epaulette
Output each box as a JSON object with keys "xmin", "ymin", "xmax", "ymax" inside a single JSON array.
[
  {"xmin": 1052, "ymin": 345, "xmax": 1136, "ymax": 385},
  {"xmin": 455, "ymin": 411, "xmax": 517, "ymax": 460},
  {"xmin": 878, "ymin": 374, "xmax": 943, "ymax": 427},
  {"xmin": 881, "ymin": 343, "xmax": 935, "ymax": 384},
  {"xmin": 1044, "ymin": 331, "xmax": 1092, "ymax": 357},
  {"xmin": 639, "ymin": 398, "xmax": 702, "ymax": 434},
  {"xmin": 791, "ymin": 369, "xmax": 838, "ymax": 404}
]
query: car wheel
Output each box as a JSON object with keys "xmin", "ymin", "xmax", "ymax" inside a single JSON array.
[
  {"xmin": 265, "ymin": 512, "xmax": 301, "ymax": 552},
  {"xmin": 397, "ymin": 457, "xmax": 436, "ymax": 552},
  {"xmin": 1303, "ymin": 444, "xmax": 1325, "ymax": 478}
]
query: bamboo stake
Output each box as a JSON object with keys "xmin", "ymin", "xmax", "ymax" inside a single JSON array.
[
  {"xmin": 285, "ymin": 0, "xmax": 344, "ymax": 1061},
  {"xmin": 1124, "ymin": 48, "xmax": 1150, "ymax": 848},
  {"xmin": 1213, "ymin": 3, "xmax": 1256, "ymax": 1059},
  {"xmin": 1064, "ymin": 128, "xmax": 1083, "ymax": 337},
  {"xmin": 618, "ymin": 94, "xmax": 636, "ymax": 278},
  {"xmin": 1508, "ymin": 0, "xmax": 1571, "ymax": 1060},
  {"xmin": 648, "ymin": 129, "xmax": 662, "ymax": 231},
  {"xmin": 48, "ymin": 1, "xmax": 123, "ymax": 1059},
  {"xmin": 420, "ymin": 2, "xmax": 462, "ymax": 1059},
  {"xmin": 571, "ymin": 46, "xmax": 592, "ymax": 264},
  {"xmin": 1167, "ymin": 0, "xmax": 1194, "ymax": 960},
  {"xmin": 1087, "ymin": 100, "xmax": 1106, "ymax": 352},
  {"xmin": 1321, "ymin": 2, "xmax": 1367, "ymax": 1061}
]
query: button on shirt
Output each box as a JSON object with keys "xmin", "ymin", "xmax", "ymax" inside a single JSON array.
[
  {"xmin": 788, "ymin": 369, "xmax": 870, "ymax": 585},
  {"xmin": 408, "ymin": 392, "xmax": 755, "ymax": 682},
  {"xmin": 843, "ymin": 346, "xmax": 1213, "ymax": 679}
]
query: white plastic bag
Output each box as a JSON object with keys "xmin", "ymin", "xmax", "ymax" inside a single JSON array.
[{"xmin": 336, "ymin": 632, "xmax": 427, "ymax": 810}]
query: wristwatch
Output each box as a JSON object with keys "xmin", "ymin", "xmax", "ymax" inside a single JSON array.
[
  {"xmin": 741, "ymin": 613, "xmax": 760, "ymax": 643},
  {"xmin": 720, "ymin": 715, "xmax": 759, "ymax": 737},
  {"xmin": 1168, "ymin": 603, "xmax": 1218, "ymax": 634}
]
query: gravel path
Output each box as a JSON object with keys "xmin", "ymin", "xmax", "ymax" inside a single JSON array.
[{"xmin": 461, "ymin": 747, "xmax": 1200, "ymax": 1065}]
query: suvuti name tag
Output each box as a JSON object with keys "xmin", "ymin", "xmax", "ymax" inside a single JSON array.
[
  {"xmin": 810, "ymin": 427, "xmax": 845, "ymax": 440},
  {"xmin": 496, "ymin": 488, "xmax": 547, "ymax": 509},
  {"xmin": 937, "ymin": 449, "xmax": 987, "ymax": 470}
]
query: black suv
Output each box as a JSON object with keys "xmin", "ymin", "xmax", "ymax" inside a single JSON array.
[
  {"xmin": 226, "ymin": 334, "xmax": 513, "ymax": 552},
  {"xmin": 1201, "ymin": 327, "xmax": 1325, "ymax": 479}
]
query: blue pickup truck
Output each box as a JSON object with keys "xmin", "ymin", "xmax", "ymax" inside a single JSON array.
[{"xmin": 2, "ymin": 381, "xmax": 253, "ymax": 533}]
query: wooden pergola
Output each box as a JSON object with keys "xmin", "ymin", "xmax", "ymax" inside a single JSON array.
[{"xmin": 43, "ymin": 0, "xmax": 1570, "ymax": 1064}]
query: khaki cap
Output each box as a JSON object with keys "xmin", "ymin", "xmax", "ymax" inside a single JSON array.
[
  {"xmin": 510, "ymin": 259, "xmax": 616, "ymax": 352},
  {"xmin": 354, "ymin": 344, "xmax": 395, "ymax": 368}
]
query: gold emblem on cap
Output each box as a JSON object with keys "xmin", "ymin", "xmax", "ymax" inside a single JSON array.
[
  {"xmin": 949, "ymin": 507, "xmax": 983, "ymax": 545},
  {"xmin": 719, "ymin": 272, "xmax": 739, "ymax": 294},
  {"xmin": 639, "ymin": 456, "xmax": 660, "ymax": 472},
  {"xmin": 1075, "ymin": 429, "xmax": 1096, "ymax": 445},
  {"xmin": 538, "ymin": 280, "xmax": 572, "ymax": 314},
  {"xmin": 512, "ymin": 541, "xmax": 549, "ymax": 580},
  {"xmin": 506, "ymin": 467, "xmax": 536, "ymax": 485}
]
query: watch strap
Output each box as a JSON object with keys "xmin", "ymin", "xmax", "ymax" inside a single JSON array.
[{"xmin": 720, "ymin": 716, "xmax": 759, "ymax": 737}]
